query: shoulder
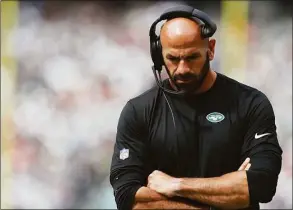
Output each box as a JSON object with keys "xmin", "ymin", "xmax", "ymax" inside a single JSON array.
[
  {"xmin": 118, "ymin": 85, "xmax": 161, "ymax": 131},
  {"xmin": 119, "ymin": 84, "xmax": 161, "ymax": 121},
  {"xmin": 217, "ymin": 73, "xmax": 274, "ymax": 117},
  {"xmin": 127, "ymin": 84, "xmax": 161, "ymax": 110},
  {"xmin": 217, "ymin": 72, "xmax": 271, "ymax": 104}
]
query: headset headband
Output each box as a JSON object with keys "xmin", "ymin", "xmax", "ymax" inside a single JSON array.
[{"xmin": 149, "ymin": 5, "xmax": 217, "ymax": 39}]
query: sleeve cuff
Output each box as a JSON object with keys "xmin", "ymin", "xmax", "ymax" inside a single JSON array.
[{"xmin": 115, "ymin": 184, "xmax": 142, "ymax": 210}]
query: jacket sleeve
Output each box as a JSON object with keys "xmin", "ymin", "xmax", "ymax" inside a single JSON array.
[
  {"xmin": 109, "ymin": 101, "xmax": 148, "ymax": 210},
  {"xmin": 241, "ymin": 92, "xmax": 283, "ymax": 205}
]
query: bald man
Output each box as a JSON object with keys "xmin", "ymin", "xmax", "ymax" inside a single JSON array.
[{"xmin": 110, "ymin": 9, "xmax": 282, "ymax": 210}]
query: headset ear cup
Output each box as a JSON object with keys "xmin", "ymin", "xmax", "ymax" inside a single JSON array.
[
  {"xmin": 151, "ymin": 36, "xmax": 161, "ymax": 71},
  {"xmin": 156, "ymin": 38, "xmax": 164, "ymax": 69},
  {"xmin": 150, "ymin": 38, "xmax": 157, "ymax": 65},
  {"xmin": 151, "ymin": 36, "xmax": 163, "ymax": 71}
]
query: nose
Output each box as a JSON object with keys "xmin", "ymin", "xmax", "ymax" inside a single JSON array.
[{"xmin": 176, "ymin": 60, "xmax": 190, "ymax": 74}]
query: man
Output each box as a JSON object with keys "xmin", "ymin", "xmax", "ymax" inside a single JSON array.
[{"xmin": 110, "ymin": 6, "xmax": 282, "ymax": 210}]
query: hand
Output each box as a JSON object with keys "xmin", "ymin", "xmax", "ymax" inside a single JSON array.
[
  {"xmin": 147, "ymin": 170, "xmax": 179, "ymax": 198},
  {"xmin": 238, "ymin": 157, "xmax": 251, "ymax": 171}
]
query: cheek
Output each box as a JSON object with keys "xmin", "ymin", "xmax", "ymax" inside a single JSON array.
[
  {"xmin": 164, "ymin": 60, "xmax": 177, "ymax": 71},
  {"xmin": 191, "ymin": 59, "xmax": 206, "ymax": 71}
]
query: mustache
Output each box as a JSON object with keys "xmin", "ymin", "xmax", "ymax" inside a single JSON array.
[{"xmin": 173, "ymin": 73, "xmax": 197, "ymax": 81}]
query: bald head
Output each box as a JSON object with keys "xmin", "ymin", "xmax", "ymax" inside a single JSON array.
[{"xmin": 160, "ymin": 17, "xmax": 207, "ymax": 48}]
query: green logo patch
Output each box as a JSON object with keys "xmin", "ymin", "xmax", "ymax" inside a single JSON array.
[{"xmin": 206, "ymin": 112, "xmax": 225, "ymax": 123}]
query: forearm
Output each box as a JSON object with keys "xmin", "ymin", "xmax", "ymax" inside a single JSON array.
[
  {"xmin": 134, "ymin": 187, "xmax": 208, "ymax": 209},
  {"xmin": 135, "ymin": 186, "xmax": 167, "ymax": 202},
  {"xmin": 133, "ymin": 200, "xmax": 207, "ymax": 209},
  {"xmin": 175, "ymin": 171, "xmax": 250, "ymax": 209}
]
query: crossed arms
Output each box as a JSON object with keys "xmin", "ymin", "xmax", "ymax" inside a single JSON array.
[
  {"xmin": 112, "ymin": 149, "xmax": 281, "ymax": 210},
  {"xmin": 133, "ymin": 158, "xmax": 251, "ymax": 209}
]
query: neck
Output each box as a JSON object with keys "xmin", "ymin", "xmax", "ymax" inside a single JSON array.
[
  {"xmin": 195, "ymin": 69, "xmax": 217, "ymax": 94},
  {"xmin": 169, "ymin": 69, "xmax": 217, "ymax": 95}
]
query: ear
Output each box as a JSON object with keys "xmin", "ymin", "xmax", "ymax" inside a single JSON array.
[{"xmin": 208, "ymin": 38, "xmax": 216, "ymax": 60}]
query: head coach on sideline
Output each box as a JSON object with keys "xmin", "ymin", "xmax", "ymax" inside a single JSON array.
[{"xmin": 110, "ymin": 5, "xmax": 282, "ymax": 210}]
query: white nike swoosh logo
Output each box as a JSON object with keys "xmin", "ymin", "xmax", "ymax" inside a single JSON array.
[{"xmin": 255, "ymin": 133, "xmax": 271, "ymax": 139}]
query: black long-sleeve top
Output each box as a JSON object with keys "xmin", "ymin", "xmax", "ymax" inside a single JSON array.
[{"xmin": 110, "ymin": 73, "xmax": 282, "ymax": 210}]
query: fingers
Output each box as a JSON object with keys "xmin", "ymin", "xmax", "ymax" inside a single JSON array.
[
  {"xmin": 147, "ymin": 170, "xmax": 160, "ymax": 187},
  {"xmin": 238, "ymin": 157, "xmax": 250, "ymax": 171},
  {"xmin": 245, "ymin": 163, "xmax": 251, "ymax": 171}
]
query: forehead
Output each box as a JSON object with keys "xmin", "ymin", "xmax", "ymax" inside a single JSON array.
[
  {"xmin": 160, "ymin": 17, "xmax": 204, "ymax": 48},
  {"xmin": 164, "ymin": 46, "xmax": 205, "ymax": 56},
  {"xmin": 163, "ymin": 37, "xmax": 204, "ymax": 48},
  {"xmin": 160, "ymin": 32, "xmax": 206, "ymax": 57}
]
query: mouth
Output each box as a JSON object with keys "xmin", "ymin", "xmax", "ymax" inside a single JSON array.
[{"xmin": 175, "ymin": 78, "xmax": 194, "ymax": 84}]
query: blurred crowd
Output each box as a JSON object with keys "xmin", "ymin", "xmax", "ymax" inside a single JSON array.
[{"xmin": 1, "ymin": 1, "xmax": 292, "ymax": 209}]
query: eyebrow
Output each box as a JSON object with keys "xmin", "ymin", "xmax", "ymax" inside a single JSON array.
[{"xmin": 166, "ymin": 52, "xmax": 201, "ymax": 59}]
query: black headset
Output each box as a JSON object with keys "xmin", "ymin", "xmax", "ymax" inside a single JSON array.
[{"xmin": 149, "ymin": 5, "xmax": 217, "ymax": 72}]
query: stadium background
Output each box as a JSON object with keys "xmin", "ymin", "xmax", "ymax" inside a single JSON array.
[{"xmin": 1, "ymin": 0, "xmax": 292, "ymax": 209}]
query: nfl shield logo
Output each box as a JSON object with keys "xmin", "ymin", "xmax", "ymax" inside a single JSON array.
[{"xmin": 120, "ymin": 148, "xmax": 129, "ymax": 160}]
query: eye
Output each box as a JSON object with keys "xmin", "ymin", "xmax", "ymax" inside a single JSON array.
[
  {"xmin": 186, "ymin": 55, "xmax": 199, "ymax": 62},
  {"xmin": 167, "ymin": 56, "xmax": 180, "ymax": 62}
]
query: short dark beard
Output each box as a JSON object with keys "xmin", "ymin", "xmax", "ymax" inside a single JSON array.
[{"xmin": 170, "ymin": 52, "xmax": 210, "ymax": 94}]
